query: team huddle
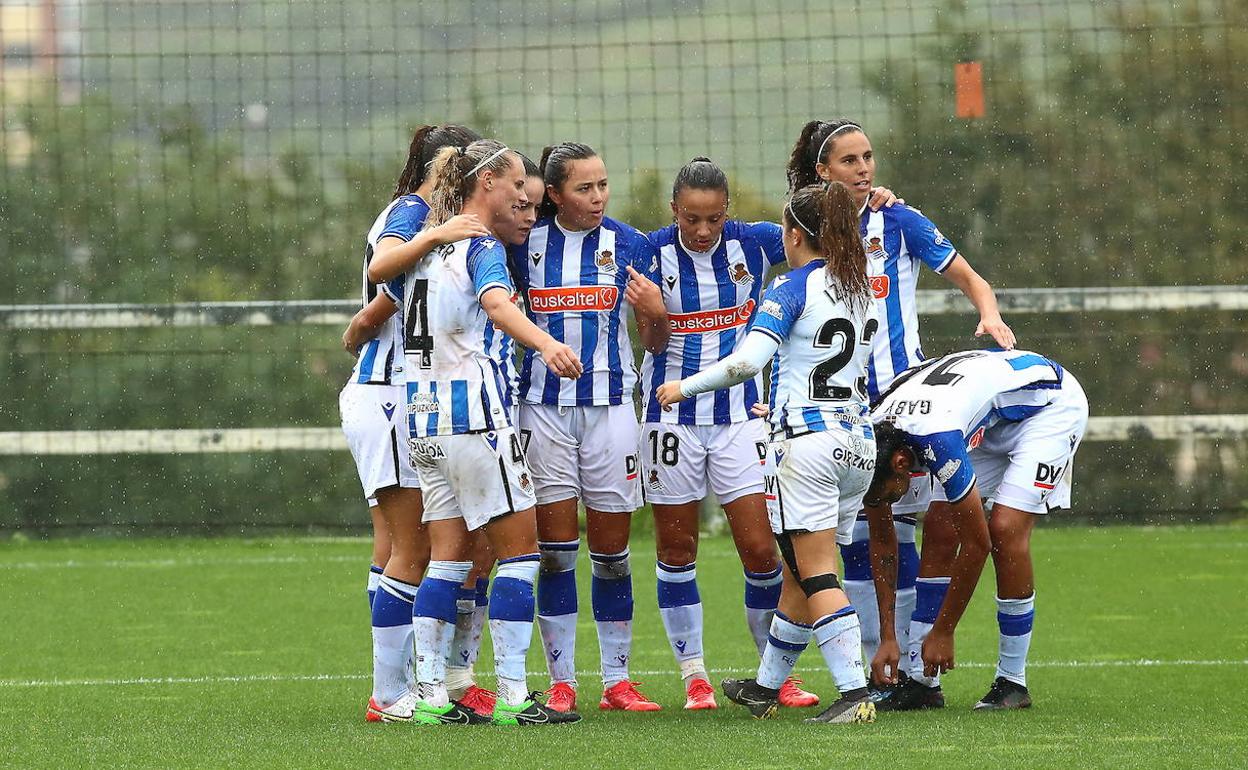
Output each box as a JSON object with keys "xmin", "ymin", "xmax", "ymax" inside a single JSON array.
[{"xmin": 337, "ymin": 119, "xmax": 1089, "ymax": 726}]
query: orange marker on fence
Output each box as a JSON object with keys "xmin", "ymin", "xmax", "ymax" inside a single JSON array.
[{"xmin": 955, "ymin": 61, "xmax": 985, "ymax": 119}]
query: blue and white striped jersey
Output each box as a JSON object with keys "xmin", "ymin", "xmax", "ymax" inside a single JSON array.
[
  {"xmin": 872, "ymin": 349, "xmax": 1065, "ymax": 502},
  {"xmin": 860, "ymin": 203, "xmax": 958, "ymax": 400},
  {"xmin": 507, "ymin": 215, "xmax": 660, "ymax": 407},
  {"xmin": 641, "ymin": 220, "xmax": 787, "ymax": 425},
  {"xmin": 404, "ymin": 236, "xmax": 515, "ymax": 437},
  {"xmin": 749, "ymin": 260, "xmax": 879, "ymax": 439},
  {"xmin": 350, "ymin": 194, "xmax": 429, "ymax": 385}
]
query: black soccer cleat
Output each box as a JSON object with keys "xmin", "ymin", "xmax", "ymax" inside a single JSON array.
[
  {"xmin": 866, "ymin": 671, "xmax": 898, "ymax": 703},
  {"xmin": 805, "ymin": 689, "xmax": 876, "ymax": 724},
  {"xmin": 873, "ymin": 675, "xmax": 945, "ymax": 711},
  {"xmin": 412, "ymin": 699, "xmax": 493, "ymax": 725},
  {"xmin": 721, "ymin": 678, "xmax": 780, "ymax": 719},
  {"xmin": 491, "ymin": 694, "xmax": 583, "ymax": 726},
  {"xmin": 973, "ymin": 677, "xmax": 1032, "ymax": 710}
]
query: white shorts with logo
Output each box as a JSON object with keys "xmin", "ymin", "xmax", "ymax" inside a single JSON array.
[
  {"xmin": 410, "ymin": 427, "xmax": 537, "ymax": 532},
  {"xmin": 641, "ymin": 420, "xmax": 767, "ymax": 505},
  {"xmin": 765, "ymin": 428, "xmax": 875, "ymax": 544},
  {"xmin": 517, "ymin": 403, "xmax": 641, "ymax": 513},
  {"xmin": 339, "ymin": 382, "xmax": 421, "ymax": 501},
  {"xmin": 971, "ymin": 374, "xmax": 1089, "ymax": 515}
]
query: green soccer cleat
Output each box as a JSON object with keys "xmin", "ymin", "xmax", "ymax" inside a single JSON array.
[
  {"xmin": 411, "ymin": 699, "xmax": 492, "ymax": 725},
  {"xmin": 491, "ymin": 694, "xmax": 583, "ymax": 726}
]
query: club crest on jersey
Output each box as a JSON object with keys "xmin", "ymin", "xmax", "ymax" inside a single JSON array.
[
  {"xmin": 595, "ymin": 249, "xmax": 616, "ymax": 272},
  {"xmin": 381, "ymin": 402, "xmax": 397, "ymax": 420},
  {"xmin": 967, "ymin": 426, "xmax": 986, "ymax": 451},
  {"xmin": 864, "ymin": 236, "xmax": 884, "ymax": 256},
  {"xmin": 730, "ymin": 261, "xmax": 751, "ymax": 285},
  {"xmin": 870, "ymin": 275, "xmax": 891, "ymax": 299}
]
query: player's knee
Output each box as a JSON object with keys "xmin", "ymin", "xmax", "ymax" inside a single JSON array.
[
  {"xmin": 590, "ymin": 548, "xmax": 632, "ymax": 580},
  {"xmin": 538, "ymin": 540, "xmax": 579, "ymax": 574},
  {"xmin": 656, "ymin": 531, "xmax": 697, "ymax": 567},
  {"xmin": 798, "ymin": 572, "xmax": 841, "ymax": 599}
]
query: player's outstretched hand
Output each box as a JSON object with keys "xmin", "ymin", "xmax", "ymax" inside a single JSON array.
[
  {"xmin": 975, "ymin": 314, "xmax": 1016, "ymax": 350},
  {"xmin": 871, "ymin": 638, "xmax": 902, "ymax": 686},
  {"xmin": 432, "ymin": 213, "xmax": 490, "ymax": 245},
  {"xmin": 921, "ymin": 630, "xmax": 956, "ymax": 678},
  {"xmin": 624, "ymin": 266, "xmax": 664, "ymax": 317},
  {"xmin": 749, "ymin": 402, "xmax": 770, "ymax": 419},
  {"xmin": 656, "ymin": 381, "xmax": 686, "ymax": 411},
  {"xmin": 539, "ymin": 339, "xmax": 583, "ymax": 379},
  {"xmin": 867, "ymin": 186, "xmax": 904, "ymax": 211}
]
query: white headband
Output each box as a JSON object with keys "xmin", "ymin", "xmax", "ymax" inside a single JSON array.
[
  {"xmin": 814, "ymin": 123, "xmax": 862, "ymax": 166},
  {"xmin": 786, "ymin": 201, "xmax": 817, "ymax": 237},
  {"xmin": 468, "ymin": 146, "xmax": 510, "ymax": 177}
]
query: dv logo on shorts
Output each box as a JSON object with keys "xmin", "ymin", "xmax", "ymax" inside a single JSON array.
[
  {"xmin": 1034, "ymin": 463, "xmax": 1065, "ymax": 492},
  {"xmin": 625, "ymin": 454, "xmax": 639, "ymax": 481},
  {"xmin": 763, "ymin": 475, "xmax": 777, "ymax": 501}
]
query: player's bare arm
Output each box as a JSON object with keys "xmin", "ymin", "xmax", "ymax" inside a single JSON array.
[
  {"xmin": 480, "ymin": 286, "xmax": 583, "ymax": 379},
  {"xmin": 342, "ymin": 293, "xmax": 397, "ymax": 356},
  {"xmin": 366, "ymin": 214, "xmax": 490, "ymax": 282},
  {"xmin": 922, "ymin": 486, "xmax": 992, "ymax": 677},
  {"xmin": 940, "ymin": 255, "xmax": 1016, "ymax": 349},
  {"xmin": 625, "ymin": 265, "xmax": 670, "ymax": 354}
]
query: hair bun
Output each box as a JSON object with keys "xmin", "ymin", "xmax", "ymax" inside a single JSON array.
[{"xmin": 690, "ymin": 156, "xmax": 713, "ymax": 164}]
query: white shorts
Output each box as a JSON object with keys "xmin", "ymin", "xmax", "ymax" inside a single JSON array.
[
  {"xmin": 411, "ymin": 427, "xmax": 537, "ymax": 531},
  {"xmin": 641, "ymin": 420, "xmax": 767, "ymax": 506},
  {"xmin": 764, "ymin": 428, "xmax": 875, "ymax": 544},
  {"xmin": 339, "ymin": 382, "xmax": 421, "ymax": 501},
  {"xmin": 517, "ymin": 403, "xmax": 641, "ymax": 513},
  {"xmin": 971, "ymin": 374, "xmax": 1089, "ymax": 515}
]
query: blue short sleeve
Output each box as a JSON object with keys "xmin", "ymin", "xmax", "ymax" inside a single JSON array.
[
  {"xmin": 749, "ymin": 274, "xmax": 807, "ymax": 344},
  {"xmin": 907, "ymin": 429, "xmax": 976, "ymax": 502},
  {"xmin": 378, "ymin": 197, "xmax": 430, "ymax": 243},
  {"xmin": 466, "ymin": 237, "xmax": 513, "ymax": 301},
  {"xmin": 745, "ymin": 221, "xmax": 787, "ymax": 267},
  {"xmin": 629, "ymin": 231, "xmax": 662, "ymax": 282},
  {"xmin": 894, "ymin": 205, "xmax": 957, "ymax": 273}
]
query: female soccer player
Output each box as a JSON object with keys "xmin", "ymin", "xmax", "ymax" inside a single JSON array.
[
  {"xmin": 864, "ymin": 348, "xmax": 1088, "ymax": 710},
  {"xmin": 505, "ymin": 142, "xmax": 670, "ymax": 713},
  {"xmin": 658, "ymin": 181, "xmax": 881, "ymax": 725},
  {"xmin": 787, "ymin": 119, "xmax": 1015, "ymax": 694},
  {"xmin": 338, "ymin": 124, "xmax": 484, "ymax": 723},
  {"xmin": 393, "ymin": 139, "xmax": 583, "ymax": 726}
]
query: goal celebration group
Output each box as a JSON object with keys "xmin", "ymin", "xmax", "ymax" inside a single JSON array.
[{"xmin": 337, "ymin": 118, "xmax": 1088, "ymax": 726}]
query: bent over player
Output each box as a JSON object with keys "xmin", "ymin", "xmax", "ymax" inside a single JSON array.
[{"xmin": 864, "ymin": 348, "xmax": 1088, "ymax": 709}]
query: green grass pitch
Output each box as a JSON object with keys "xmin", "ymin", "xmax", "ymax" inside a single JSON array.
[{"xmin": 1, "ymin": 525, "xmax": 1246, "ymax": 768}]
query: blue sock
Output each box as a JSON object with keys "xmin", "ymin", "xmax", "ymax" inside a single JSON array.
[
  {"xmin": 371, "ymin": 575, "xmax": 417, "ymax": 705},
  {"xmin": 367, "ymin": 564, "xmax": 385, "ymax": 611},
  {"xmin": 908, "ymin": 576, "xmax": 951, "ymax": 687},
  {"xmin": 412, "ymin": 561, "xmax": 471, "ymax": 705},
  {"xmin": 490, "ymin": 554, "xmax": 540, "ymax": 706},
  {"xmin": 537, "ymin": 540, "xmax": 579, "ymax": 685},
  {"xmin": 657, "ymin": 561, "xmax": 704, "ymax": 680},
  {"xmin": 591, "ymin": 549, "xmax": 634, "ymax": 686},
  {"xmin": 743, "ymin": 565, "xmax": 783, "ymax": 656}
]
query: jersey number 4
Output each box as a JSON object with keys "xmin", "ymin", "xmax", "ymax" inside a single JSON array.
[
  {"xmin": 404, "ymin": 278, "xmax": 434, "ymax": 369},
  {"xmin": 808, "ymin": 317, "xmax": 878, "ymax": 401}
]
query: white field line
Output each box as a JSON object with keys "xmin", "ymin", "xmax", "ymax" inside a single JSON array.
[{"xmin": 1, "ymin": 659, "xmax": 1244, "ymax": 690}]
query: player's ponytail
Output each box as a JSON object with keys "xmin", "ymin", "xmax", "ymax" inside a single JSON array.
[
  {"xmin": 538, "ymin": 141, "xmax": 598, "ymax": 218},
  {"xmin": 425, "ymin": 139, "xmax": 514, "ymax": 227},
  {"xmin": 785, "ymin": 118, "xmax": 865, "ymax": 194},
  {"xmin": 784, "ymin": 182, "xmax": 870, "ymax": 311},
  {"xmin": 671, "ymin": 156, "xmax": 729, "ymax": 202},
  {"xmin": 391, "ymin": 124, "xmax": 482, "ymax": 200}
]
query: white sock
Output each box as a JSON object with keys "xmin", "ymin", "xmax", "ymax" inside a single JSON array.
[
  {"xmin": 371, "ymin": 575, "xmax": 417, "ymax": 707},
  {"xmin": 537, "ymin": 540, "xmax": 579, "ymax": 686},
  {"xmin": 412, "ymin": 560, "xmax": 471, "ymax": 707},
  {"xmin": 490, "ymin": 555, "xmax": 541, "ymax": 706},
  {"xmin": 894, "ymin": 586, "xmax": 916, "ymax": 659},
  {"xmin": 842, "ymin": 578, "xmax": 879, "ymax": 664},
  {"xmin": 813, "ymin": 607, "xmax": 867, "ymax": 695},
  {"xmin": 996, "ymin": 594, "xmax": 1036, "ymax": 687},
  {"xmin": 656, "ymin": 561, "xmax": 704, "ymax": 681},
  {"xmin": 757, "ymin": 611, "xmax": 811, "ymax": 690},
  {"xmin": 538, "ymin": 613, "xmax": 579, "ymax": 685},
  {"xmin": 591, "ymin": 549, "xmax": 634, "ymax": 688}
]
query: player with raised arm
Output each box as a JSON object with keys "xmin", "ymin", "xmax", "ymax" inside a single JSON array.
[
  {"xmin": 387, "ymin": 140, "xmax": 583, "ymax": 726},
  {"xmin": 658, "ymin": 181, "xmax": 880, "ymax": 725},
  {"xmin": 863, "ymin": 348, "xmax": 1087, "ymax": 710},
  {"xmin": 506, "ymin": 142, "xmax": 669, "ymax": 713},
  {"xmin": 643, "ymin": 158, "xmax": 894, "ymax": 710},
  {"xmin": 338, "ymin": 124, "xmax": 483, "ymax": 724},
  {"xmin": 787, "ymin": 119, "xmax": 1015, "ymax": 701}
]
